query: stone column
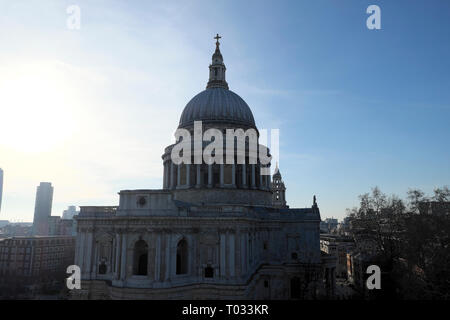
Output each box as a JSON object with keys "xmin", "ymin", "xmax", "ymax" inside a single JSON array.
[
  {"xmin": 170, "ymin": 162, "xmax": 175, "ymax": 189},
  {"xmin": 259, "ymin": 165, "xmax": 263, "ymax": 189},
  {"xmin": 251, "ymin": 234, "xmax": 255, "ymax": 266},
  {"xmin": 93, "ymin": 243, "xmax": 98, "ymax": 276},
  {"xmin": 208, "ymin": 165, "xmax": 213, "ymax": 188},
  {"xmin": 242, "ymin": 163, "xmax": 247, "ymax": 187},
  {"xmin": 76, "ymin": 232, "xmax": 85, "ymax": 272},
  {"xmin": 177, "ymin": 164, "xmax": 181, "ymax": 187},
  {"xmin": 120, "ymin": 234, "xmax": 127, "ymax": 280},
  {"xmin": 162, "ymin": 163, "xmax": 166, "ymax": 189},
  {"xmin": 220, "ymin": 233, "xmax": 226, "ymax": 277},
  {"xmin": 163, "ymin": 162, "xmax": 168, "ymax": 189},
  {"xmin": 85, "ymin": 232, "xmax": 93, "ymax": 278},
  {"xmin": 165, "ymin": 234, "xmax": 171, "ymax": 280},
  {"xmin": 229, "ymin": 233, "xmax": 235, "ymax": 277},
  {"xmin": 231, "ymin": 163, "xmax": 236, "ymax": 187},
  {"xmin": 247, "ymin": 233, "xmax": 252, "ymax": 266},
  {"xmin": 165, "ymin": 162, "xmax": 170, "ymax": 189},
  {"xmin": 251, "ymin": 164, "xmax": 256, "ymax": 189},
  {"xmin": 114, "ymin": 234, "xmax": 122, "ymax": 280},
  {"xmin": 240, "ymin": 233, "xmax": 247, "ymax": 276},
  {"xmin": 196, "ymin": 164, "xmax": 201, "ymax": 188},
  {"xmin": 186, "ymin": 163, "xmax": 190, "ymax": 187},
  {"xmin": 155, "ymin": 233, "xmax": 161, "ymax": 281},
  {"xmin": 220, "ymin": 164, "xmax": 224, "ymax": 187}
]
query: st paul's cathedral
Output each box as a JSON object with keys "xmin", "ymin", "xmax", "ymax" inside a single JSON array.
[{"xmin": 72, "ymin": 36, "xmax": 336, "ymax": 300}]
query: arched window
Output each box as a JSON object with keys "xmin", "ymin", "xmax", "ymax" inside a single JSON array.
[
  {"xmin": 176, "ymin": 239, "xmax": 188, "ymax": 275},
  {"xmin": 98, "ymin": 262, "xmax": 107, "ymax": 275},
  {"xmin": 133, "ymin": 240, "xmax": 148, "ymax": 276}
]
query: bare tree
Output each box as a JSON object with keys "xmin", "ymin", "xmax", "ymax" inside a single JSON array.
[
  {"xmin": 432, "ymin": 186, "xmax": 450, "ymax": 202},
  {"xmin": 347, "ymin": 186, "xmax": 450, "ymax": 299},
  {"xmin": 406, "ymin": 188, "xmax": 427, "ymax": 213}
]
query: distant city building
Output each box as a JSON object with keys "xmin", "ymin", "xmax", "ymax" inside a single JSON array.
[
  {"xmin": 62, "ymin": 206, "xmax": 79, "ymax": 220},
  {"xmin": 320, "ymin": 234, "xmax": 355, "ymax": 278},
  {"xmin": 320, "ymin": 218, "xmax": 339, "ymax": 233},
  {"xmin": 0, "ymin": 220, "xmax": 9, "ymax": 228},
  {"xmin": 0, "ymin": 168, "xmax": 3, "ymax": 214},
  {"xmin": 48, "ymin": 216, "xmax": 61, "ymax": 236},
  {"xmin": 1, "ymin": 223, "xmax": 33, "ymax": 238},
  {"xmin": 48, "ymin": 216, "xmax": 76, "ymax": 236},
  {"xmin": 0, "ymin": 236, "xmax": 75, "ymax": 297},
  {"xmin": 32, "ymin": 182, "xmax": 54, "ymax": 236},
  {"xmin": 335, "ymin": 217, "xmax": 351, "ymax": 236}
]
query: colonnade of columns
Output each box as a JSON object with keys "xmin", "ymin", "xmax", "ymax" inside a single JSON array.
[
  {"xmin": 163, "ymin": 161, "xmax": 271, "ymax": 190},
  {"xmin": 79, "ymin": 229, "xmax": 263, "ymax": 283}
]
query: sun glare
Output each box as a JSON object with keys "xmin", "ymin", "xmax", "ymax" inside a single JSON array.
[{"xmin": 0, "ymin": 61, "xmax": 78, "ymax": 153}]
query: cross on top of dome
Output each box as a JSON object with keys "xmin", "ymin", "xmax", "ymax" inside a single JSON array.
[
  {"xmin": 214, "ymin": 34, "xmax": 221, "ymax": 48},
  {"xmin": 207, "ymin": 33, "xmax": 228, "ymax": 89}
]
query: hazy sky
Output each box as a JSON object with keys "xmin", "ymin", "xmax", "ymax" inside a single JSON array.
[{"xmin": 0, "ymin": 0, "xmax": 449, "ymax": 222}]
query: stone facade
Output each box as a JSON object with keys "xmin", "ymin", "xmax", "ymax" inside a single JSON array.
[{"xmin": 72, "ymin": 36, "xmax": 334, "ymax": 300}]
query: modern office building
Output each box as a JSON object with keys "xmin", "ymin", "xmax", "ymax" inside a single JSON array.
[{"xmin": 32, "ymin": 182, "xmax": 54, "ymax": 236}]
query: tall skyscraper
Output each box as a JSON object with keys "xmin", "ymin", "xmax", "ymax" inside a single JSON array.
[
  {"xmin": 32, "ymin": 182, "xmax": 54, "ymax": 235},
  {"xmin": 0, "ymin": 168, "xmax": 3, "ymax": 214}
]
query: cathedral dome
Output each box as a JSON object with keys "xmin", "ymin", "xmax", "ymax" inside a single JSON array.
[
  {"xmin": 178, "ymin": 34, "xmax": 256, "ymax": 129},
  {"xmin": 178, "ymin": 87, "xmax": 256, "ymax": 129}
]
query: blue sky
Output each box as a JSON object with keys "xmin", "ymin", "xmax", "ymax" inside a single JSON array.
[{"xmin": 0, "ymin": 0, "xmax": 449, "ymax": 221}]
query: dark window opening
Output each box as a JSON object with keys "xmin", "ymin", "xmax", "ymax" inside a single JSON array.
[
  {"xmin": 205, "ymin": 266, "xmax": 214, "ymax": 278},
  {"xmin": 133, "ymin": 240, "xmax": 148, "ymax": 276},
  {"xmin": 213, "ymin": 171, "xmax": 220, "ymax": 187},
  {"xmin": 291, "ymin": 252, "xmax": 298, "ymax": 259},
  {"xmin": 176, "ymin": 239, "xmax": 188, "ymax": 275},
  {"xmin": 137, "ymin": 196, "xmax": 146, "ymax": 207},
  {"xmin": 264, "ymin": 280, "xmax": 269, "ymax": 288},
  {"xmin": 290, "ymin": 278, "xmax": 301, "ymax": 299},
  {"xmin": 138, "ymin": 254, "xmax": 148, "ymax": 275},
  {"xmin": 98, "ymin": 263, "xmax": 107, "ymax": 275}
]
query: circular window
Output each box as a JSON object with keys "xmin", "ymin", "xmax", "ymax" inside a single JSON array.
[{"xmin": 137, "ymin": 196, "xmax": 147, "ymax": 207}]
